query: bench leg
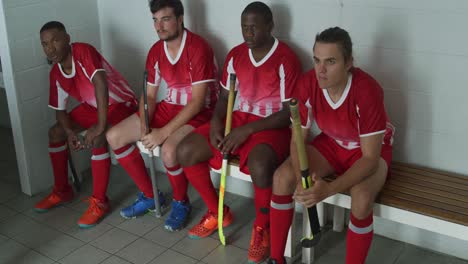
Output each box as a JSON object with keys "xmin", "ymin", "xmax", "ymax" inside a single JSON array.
[
  {"xmin": 284, "ymin": 211, "xmax": 294, "ymax": 258},
  {"xmin": 333, "ymin": 206, "xmax": 345, "ymax": 232},
  {"xmin": 317, "ymin": 202, "xmax": 326, "ymax": 227},
  {"xmin": 301, "ymin": 208, "xmax": 315, "ymax": 264}
]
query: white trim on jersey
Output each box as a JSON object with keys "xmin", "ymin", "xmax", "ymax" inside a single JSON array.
[
  {"xmin": 77, "ymin": 61, "xmax": 91, "ymax": 80},
  {"xmin": 279, "ymin": 64, "xmax": 287, "ymax": 102},
  {"xmin": 90, "ymin": 69, "xmax": 106, "ymax": 81},
  {"xmin": 249, "ymin": 38, "xmax": 278, "ymax": 67},
  {"xmin": 179, "ymin": 89, "xmax": 188, "ymax": 105},
  {"xmin": 192, "ymin": 79, "xmax": 216, "ymax": 86},
  {"xmin": 109, "ymin": 91, "xmax": 125, "ymax": 103},
  {"xmin": 335, "ymin": 139, "xmax": 360, "ymax": 150},
  {"xmin": 164, "ymin": 30, "xmax": 187, "ymax": 65},
  {"xmin": 58, "ymin": 58, "xmax": 76, "ymax": 78},
  {"xmin": 323, "ymin": 73, "xmax": 352, "ymax": 110},
  {"xmin": 50, "ymin": 80, "xmax": 69, "ymax": 110},
  {"xmin": 222, "ymin": 57, "xmax": 236, "ymax": 90},
  {"xmin": 360, "ymin": 129, "xmax": 386, "ymax": 138},
  {"xmin": 304, "ymin": 99, "xmax": 313, "ymax": 129}
]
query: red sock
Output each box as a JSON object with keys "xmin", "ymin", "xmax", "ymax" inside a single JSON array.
[
  {"xmin": 184, "ymin": 162, "xmax": 218, "ymax": 212},
  {"xmin": 270, "ymin": 194, "xmax": 293, "ymax": 264},
  {"xmin": 49, "ymin": 142, "xmax": 71, "ymax": 192},
  {"xmin": 346, "ymin": 212, "xmax": 374, "ymax": 264},
  {"xmin": 165, "ymin": 164, "xmax": 188, "ymax": 202},
  {"xmin": 253, "ymin": 185, "xmax": 272, "ymax": 228},
  {"xmin": 91, "ymin": 146, "xmax": 110, "ymax": 201},
  {"xmin": 114, "ymin": 145, "xmax": 153, "ymax": 198}
]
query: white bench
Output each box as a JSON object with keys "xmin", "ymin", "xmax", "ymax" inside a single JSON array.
[{"xmin": 136, "ymin": 141, "xmax": 301, "ymax": 260}]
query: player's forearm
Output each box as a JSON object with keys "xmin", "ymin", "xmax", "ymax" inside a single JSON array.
[
  {"xmin": 211, "ymin": 90, "xmax": 229, "ymax": 124},
  {"xmin": 92, "ymin": 72, "xmax": 109, "ymax": 131},
  {"xmin": 56, "ymin": 110, "xmax": 74, "ymax": 135},
  {"xmin": 329, "ymin": 156, "xmax": 380, "ymax": 195},
  {"xmin": 164, "ymin": 100, "xmax": 205, "ymax": 134}
]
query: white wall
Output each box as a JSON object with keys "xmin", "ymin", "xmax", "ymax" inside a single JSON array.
[
  {"xmin": 1, "ymin": 0, "xmax": 100, "ymax": 195},
  {"xmin": 97, "ymin": 0, "xmax": 468, "ymax": 259}
]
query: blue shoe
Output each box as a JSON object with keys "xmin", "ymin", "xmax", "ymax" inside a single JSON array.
[
  {"xmin": 164, "ymin": 200, "xmax": 191, "ymax": 232},
  {"xmin": 120, "ymin": 192, "xmax": 166, "ymax": 219}
]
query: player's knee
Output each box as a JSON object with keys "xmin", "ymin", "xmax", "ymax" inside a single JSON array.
[
  {"xmin": 176, "ymin": 139, "xmax": 195, "ymax": 167},
  {"xmin": 272, "ymin": 160, "xmax": 296, "ymax": 194},
  {"xmin": 48, "ymin": 123, "xmax": 65, "ymax": 142},
  {"xmin": 105, "ymin": 128, "xmax": 119, "ymax": 148},
  {"xmin": 250, "ymin": 161, "xmax": 275, "ymax": 188},
  {"xmin": 161, "ymin": 142, "xmax": 177, "ymax": 165}
]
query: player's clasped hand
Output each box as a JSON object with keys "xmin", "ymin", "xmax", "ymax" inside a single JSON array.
[
  {"xmin": 67, "ymin": 132, "xmax": 85, "ymax": 151},
  {"xmin": 84, "ymin": 125, "xmax": 105, "ymax": 148},
  {"xmin": 141, "ymin": 128, "xmax": 169, "ymax": 151},
  {"xmin": 293, "ymin": 173, "xmax": 332, "ymax": 208},
  {"xmin": 219, "ymin": 125, "xmax": 251, "ymax": 154}
]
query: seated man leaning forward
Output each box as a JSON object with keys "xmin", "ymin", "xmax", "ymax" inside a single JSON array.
[
  {"xmin": 35, "ymin": 21, "xmax": 138, "ymax": 228},
  {"xmin": 268, "ymin": 27, "xmax": 395, "ymax": 264},
  {"xmin": 106, "ymin": 0, "xmax": 219, "ymax": 232},
  {"xmin": 176, "ymin": 2, "xmax": 302, "ymax": 263}
]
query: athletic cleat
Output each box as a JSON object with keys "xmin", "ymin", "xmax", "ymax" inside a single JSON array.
[
  {"xmin": 188, "ymin": 206, "xmax": 233, "ymax": 239},
  {"xmin": 34, "ymin": 189, "xmax": 74, "ymax": 213},
  {"xmin": 120, "ymin": 192, "xmax": 166, "ymax": 219},
  {"xmin": 78, "ymin": 196, "xmax": 110, "ymax": 228},
  {"xmin": 164, "ymin": 200, "xmax": 191, "ymax": 232},
  {"xmin": 247, "ymin": 225, "xmax": 270, "ymax": 264}
]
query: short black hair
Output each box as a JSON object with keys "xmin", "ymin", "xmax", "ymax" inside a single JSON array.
[
  {"xmin": 242, "ymin": 1, "xmax": 273, "ymax": 25},
  {"xmin": 149, "ymin": 0, "xmax": 184, "ymax": 17},
  {"xmin": 40, "ymin": 21, "xmax": 66, "ymax": 33},
  {"xmin": 314, "ymin": 27, "xmax": 353, "ymax": 62}
]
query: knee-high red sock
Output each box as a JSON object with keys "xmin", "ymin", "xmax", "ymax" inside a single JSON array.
[
  {"xmin": 184, "ymin": 162, "xmax": 218, "ymax": 212},
  {"xmin": 91, "ymin": 146, "xmax": 110, "ymax": 201},
  {"xmin": 114, "ymin": 145, "xmax": 153, "ymax": 198},
  {"xmin": 253, "ymin": 185, "xmax": 272, "ymax": 228},
  {"xmin": 346, "ymin": 212, "xmax": 374, "ymax": 264},
  {"xmin": 165, "ymin": 164, "xmax": 188, "ymax": 202},
  {"xmin": 270, "ymin": 194, "xmax": 293, "ymax": 264},
  {"xmin": 48, "ymin": 142, "xmax": 71, "ymax": 192}
]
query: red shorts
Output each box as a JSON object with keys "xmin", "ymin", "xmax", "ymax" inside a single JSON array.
[
  {"xmin": 194, "ymin": 111, "xmax": 291, "ymax": 174},
  {"xmin": 69, "ymin": 102, "xmax": 136, "ymax": 129},
  {"xmin": 310, "ymin": 133, "xmax": 392, "ymax": 177},
  {"xmin": 137, "ymin": 101, "xmax": 212, "ymax": 129}
]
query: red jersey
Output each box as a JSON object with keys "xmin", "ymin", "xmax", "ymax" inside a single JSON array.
[
  {"xmin": 298, "ymin": 68, "xmax": 395, "ymax": 150},
  {"xmin": 220, "ymin": 39, "xmax": 301, "ymax": 117},
  {"xmin": 146, "ymin": 30, "xmax": 218, "ymax": 109},
  {"xmin": 48, "ymin": 43, "xmax": 137, "ymax": 110}
]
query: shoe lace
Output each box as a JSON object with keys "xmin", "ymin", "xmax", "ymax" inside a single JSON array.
[
  {"xmin": 252, "ymin": 225, "xmax": 264, "ymax": 246},
  {"xmin": 83, "ymin": 197, "xmax": 102, "ymax": 215},
  {"xmin": 198, "ymin": 210, "xmax": 216, "ymax": 225},
  {"xmin": 170, "ymin": 201, "xmax": 188, "ymax": 220}
]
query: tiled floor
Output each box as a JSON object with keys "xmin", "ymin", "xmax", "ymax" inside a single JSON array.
[{"xmin": 0, "ymin": 126, "xmax": 467, "ymax": 264}]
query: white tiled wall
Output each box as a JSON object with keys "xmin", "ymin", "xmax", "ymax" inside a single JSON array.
[
  {"xmin": 99, "ymin": 0, "xmax": 468, "ymax": 175},
  {"xmin": 97, "ymin": 0, "xmax": 468, "ymax": 258},
  {"xmin": 1, "ymin": 0, "xmax": 100, "ymax": 194}
]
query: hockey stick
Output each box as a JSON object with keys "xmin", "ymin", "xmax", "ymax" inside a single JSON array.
[
  {"xmin": 68, "ymin": 150, "xmax": 81, "ymax": 192},
  {"xmin": 289, "ymin": 98, "xmax": 321, "ymax": 248},
  {"xmin": 143, "ymin": 70, "xmax": 163, "ymax": 218},
  {"xmin": 219, "ymin": 73, "xmax": 237, "ymax": 245}
]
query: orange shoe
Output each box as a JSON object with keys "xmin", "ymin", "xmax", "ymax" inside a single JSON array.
[
  {"xmin": 77, "ymin": 196, "xmax": 110, "ymax": 228},
  {"xmin": 34, "ymin": 189, "xmax": 74, "ymax": 213},
  {"xmin": 188, "ymin": 206, "xmax": 233, "ymax": 239},
  {"xmin": 247, "ymin": 225, "xmax": 270, "ymax": 264}
]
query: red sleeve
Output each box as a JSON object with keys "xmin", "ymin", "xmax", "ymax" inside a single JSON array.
[
  {"xmin": 48, "ymin": 67, "xmax": 68, "ymax": 110},
  {"xmin": 74, "ymin": 43, "xmax": 104, "ymax": 80},
  {"xmin": 220, "ymin": 48, "xmax": 238, "ymax": 91},
  {"xmin": 189, "ymin": 39, "xmax": 216, "ymax": 85},
  {"xmin": 145, "ymin": 43, "xmax": 162, "ymax": 86},
  {"xmin": 356, "ymin": 79, "xmax": 387, "ymax": 136},
  {"xmin": 280, "ymin": 49, "xmax": 302, "ymax": 102}
]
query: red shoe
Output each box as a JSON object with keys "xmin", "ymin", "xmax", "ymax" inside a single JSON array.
[
  {"xmin": 188, "ymin": 206, "xmax": 233, "ymax": 239},
  {"xmin": 34, "ymin": 189, "xmax": 74, "ymax": 212},
  {"xmin": 77, "ymin": 196, "xmax": 110, "ymax": 228},
  {"xmin": 247, "ymin": 225, "xmax": 270, "ymax": 264}
]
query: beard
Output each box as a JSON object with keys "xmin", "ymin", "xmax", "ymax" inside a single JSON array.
[{"xmin": 159, "ymin": 28, "xmax": 180, "ymax": 42}]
